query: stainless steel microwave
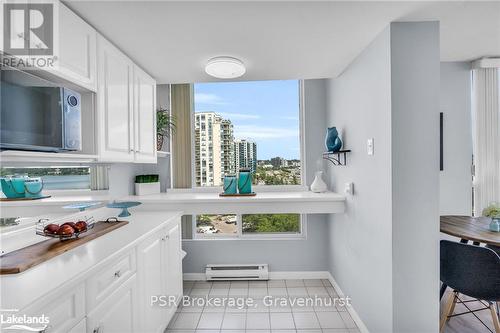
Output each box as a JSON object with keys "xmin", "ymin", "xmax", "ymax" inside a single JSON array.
[{"xmin": 0, "ymin": 66, "xmax": 82, "ymax": 152}]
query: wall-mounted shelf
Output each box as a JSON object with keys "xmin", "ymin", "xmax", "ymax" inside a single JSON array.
[{"xmin": 323, "ymin": 150, "xmax": 351, "ymax": 166}]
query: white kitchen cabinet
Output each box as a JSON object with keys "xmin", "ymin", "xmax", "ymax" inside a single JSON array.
[
  {"xmin": 137, "ymin": 227, "xmax": 168, "ymax": 333},
  {"xmin": 68, "ymin": 319, "xmax": 87, "ymax": 333},
  {"xmin": 86, "ymin": 249, "xmax": 136, "ymax": 309},
  {"xmin": 96, "ymin": 34, "xmax": 157, "ymax": 163},
  {"xmin": 21, "ymin": 282, "xmax": 85, "ymax": 333},
  {"xmin": 87, "ymin": 274, "xmax": 138, "ymax": 333},
  {"xmin": 165, "ymin": 222, "xmax": 183, "ymax": 317},
  {"xmin": 137, "ymin": 219, "xmax": 182, "ymax": 332},
  {"xmin": 96, "ymin": 35, "xmax": 135, "ymax": 162},
  {"xmin": 56, "ymin": 3, "xmax": 97, "ymax": 91},
  {"xmin": 133, "ymin": 66, "xmax": 157, "ymax": 163}
]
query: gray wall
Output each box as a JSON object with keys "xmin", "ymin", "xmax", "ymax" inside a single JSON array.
[
  {"xmin": 183, "ymin": 216, "xmax": 329, "ymax": 273},
  {"xmin": 390, "ymin": 22, "xmax": 440, "ymax": 333},
  {"xmin": 325, "ymin": 22, "xmax": 440, "ymax": 333},
  {"xmin": 182, "ymin": 79, "xmax": 330, "ymax": 274},
  {"xmin": 325, "ymin": 26, "xmax": 394, "ymax": 333},
  {"xmin": 439, "ymin": 62, "xmax": 472, "ymax": 215}
]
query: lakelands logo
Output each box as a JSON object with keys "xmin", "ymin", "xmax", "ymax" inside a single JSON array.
[
  {"xmin": 2, "ymin": 1, "xmax": 57, "ymax": 69},
  {"xmin": 0, "ymin": 309, "xmax": 50, "ymax": 331}
]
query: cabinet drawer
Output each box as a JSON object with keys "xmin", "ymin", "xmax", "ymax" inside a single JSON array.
[
  {"xmin": 21, "ymin": 283, "xmax": 85, "ymax": 333},
  {"xmin": 86, "ymin": 249, "xmax": 136, "ymax": 309}
]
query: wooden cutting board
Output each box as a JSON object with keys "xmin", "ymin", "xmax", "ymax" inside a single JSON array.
[{"xmin": 0, "ymin": 220, "xmax": 129, "ymax": 275}]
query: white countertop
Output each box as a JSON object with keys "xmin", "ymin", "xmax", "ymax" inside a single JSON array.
[
  {"xmin": 123, "ymin": 191, "xmax": 346, "ymax": 214},
  {"xmin": 0, "ymin": 207, "xmax": 182, "ymax": 310},
  {"xmin": 1, "ymin": 191, "xmax": 346, "ymax": 215}
]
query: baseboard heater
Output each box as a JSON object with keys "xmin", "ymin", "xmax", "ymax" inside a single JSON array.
[{"xmin": 205, "ymin": 264, "xmax": 269, "ymax": 281}]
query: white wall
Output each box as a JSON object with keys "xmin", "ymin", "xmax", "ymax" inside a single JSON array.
[
  {"xmin": 440, "ymin": 62, "xmax": 472, "ymax": 215},
  {"xmin": 325, "ymin": 22, "xmax": 440, "ymax": 333},
  {"xmin": 182, "ymin": 79, "xmax": 330, "ymax": 274},
  {"xmin": 325, "ymin": 26, "xmax": 394, "ymax": 333}
]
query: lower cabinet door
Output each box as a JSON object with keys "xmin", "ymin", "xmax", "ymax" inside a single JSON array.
[
  {"xmin": 86, "ymin": 274, "xmax": 138, "ymax": 333},
  {"xmin": 137, "ymin": 228, "xmax": 168, "ymax": 333},
  {"xmin": 21, "ymin": 282, "xmax": 85, "ymax": 333},
  {"xmin": 165, "ymin": 221, "xmax": 183, "ymax": 317},
  {"xmin": 68, "ymin": 318, "xmax": 87, "ymax": 333}
]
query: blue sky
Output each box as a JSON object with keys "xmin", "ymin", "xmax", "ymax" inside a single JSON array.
[{"xmin": 194, "ymin": 80, "xmax": 300, "ymax": 160}]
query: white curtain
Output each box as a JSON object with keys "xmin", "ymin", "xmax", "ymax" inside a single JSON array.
[{"xmin": 472, "ymin": 68, "xmax": 500, "ymax": 215}]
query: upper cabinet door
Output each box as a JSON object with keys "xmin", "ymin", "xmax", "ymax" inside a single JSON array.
[
  {"xmin": 96, "ymin": 35, "xmax": 134, "ymax": 162},
  {"xmin": 133, "ymin": 66, "xmax": 157, "ymax": 163},
  {"xmin": 57, "ymin": 3, "xmax": 97, "ymax": 91}
]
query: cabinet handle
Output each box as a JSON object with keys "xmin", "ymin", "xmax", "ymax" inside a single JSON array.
[{"xmin": 114, "ymin": 270, "xmax": 121, "ymax": 278}]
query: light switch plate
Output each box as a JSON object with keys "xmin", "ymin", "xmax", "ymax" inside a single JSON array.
[
  {"xmin": 344, "ymin": 182, "xmax": 354, "ymax": 195},
  {"xmin": 367, "ymin": 138, "xmax": 374, "ymax": 155}
]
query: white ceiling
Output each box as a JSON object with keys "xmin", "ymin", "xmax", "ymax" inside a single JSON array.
[{"xmin": 65, "ymin": 1, "xmax": 500, "ymax": 84}]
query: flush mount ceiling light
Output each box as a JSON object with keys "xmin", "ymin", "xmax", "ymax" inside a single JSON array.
[{"xmin": 205, "ymin": 56, "xmax": 246, "ymax": 79}]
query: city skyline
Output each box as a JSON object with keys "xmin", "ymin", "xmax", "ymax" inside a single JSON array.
[
  {"xmin": 194, "ymin": 112, "xmax": 259, "ymax": 187},
  {"xmin": 194, "ymin": 80, "xmax": 300, "ymax": 160}
]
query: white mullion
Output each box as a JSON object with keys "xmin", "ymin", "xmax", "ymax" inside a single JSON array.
[{"xmin": 237, "ymin": 214, "xmax": 243, "ymax": 238}]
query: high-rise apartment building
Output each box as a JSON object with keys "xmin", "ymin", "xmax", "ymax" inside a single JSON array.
[
  {"xmin": 194, "ymin": 112, "xmax": 235, "ymax": 186},
  {"xmin": 234, "ymin": 139, "xmax": 257, "ymax": 173}
]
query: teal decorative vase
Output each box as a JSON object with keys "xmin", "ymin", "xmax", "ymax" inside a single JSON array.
[
  {"xmin": 24, "ymin": 178, "xmax": 44, "ymax": 198},
  {"xmin": 0, "ymin": 176, "xmax": 27, "ymax": 198},
  {"xmin": 490, "ymin": 218, "xmax": 500, "ymax": 232},
  {"xmin": 238, "ymin": 169, "xmax": 252, "ymax": 194},
  {"xmin": 325, "ymin": 127, "xmax": 342, "ymax": 152},
  {"xmin": 223, "ymin": 175, "xmax": 237, "ymax": 195}
]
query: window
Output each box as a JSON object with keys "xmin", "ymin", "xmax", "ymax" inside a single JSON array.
[
  {"xmin": 194, "ymin": 213, "xmax": 302, "ymax": 239},
  {"xmin": 0, "ymin": 165, "xmax": 108, "ymax": 191},
  {"xmin": 188, "ymin": 80, "xmax": 305, "ymax": 240},
  {"xmin": 193, "ymin": 80, "xmax": 302, "ymax": 187}
]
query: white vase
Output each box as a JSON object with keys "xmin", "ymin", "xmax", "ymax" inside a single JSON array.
[{"xmin": 310, "ymin": 171, "xmax": 328, "ymax": 193}]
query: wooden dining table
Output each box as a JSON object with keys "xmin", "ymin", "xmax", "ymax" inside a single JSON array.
[
  {"xmin": 439, "ymin": 215, "xmax": 500, "ymax": 299},
  {"xmin": 441, "ymin": 215, "xmax": 500, "ymax": 247}
]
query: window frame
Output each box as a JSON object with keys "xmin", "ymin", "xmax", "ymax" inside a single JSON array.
[
  {"xmin": 187, "ymin": 80, "xmax": 307, "ymax": 240},
  {"xmin": 191, "ymin": 213, "xmax": 307, "ymax": 241}
]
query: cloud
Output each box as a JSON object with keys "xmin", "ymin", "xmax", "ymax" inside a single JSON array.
[
  {"xmin": 194, "ymin": 93, "xmax": 227, "ymax": 105},
  {"xmin": 279, "ymin": 116, "xmax": 299, "ymax": 121},
  {"xmin": 219, "ymin": 112, "xmax": 260, "ymax": 120},
  {"xmin": 234, "ymin": 125, "xmax": 298, "ymax": 140}
]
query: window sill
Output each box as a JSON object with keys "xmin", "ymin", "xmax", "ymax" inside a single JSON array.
[{"xmin": 124, "ymin": 190, "xmax": 346, "ymax": 214}]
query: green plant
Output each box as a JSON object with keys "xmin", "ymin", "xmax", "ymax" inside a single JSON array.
[
  {"xmin": 482, "ymin": 203, "xmax": 500, "ymax": 218},
  {"xmin": 135, "ymin": 174, "xmax": 159, "ymax": 183},
  {"xmin": 157, "ymin": 107, "xmax": 176, "ymax": 138}
]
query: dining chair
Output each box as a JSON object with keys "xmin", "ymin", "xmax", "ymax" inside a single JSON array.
[{"xmin": 440, "ymin": 240, "xmax": 500, "ymax": 333}]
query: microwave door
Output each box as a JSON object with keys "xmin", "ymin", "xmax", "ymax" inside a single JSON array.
[{"xmin": 1, "ymin": 68, "xmax": 64, "ymax": 151}]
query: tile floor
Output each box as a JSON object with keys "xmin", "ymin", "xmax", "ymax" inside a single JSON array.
[
  {"xmin": 166, "ymin": 279, "xmax": 360, "ymax": 333},
  {"xmin": 441, "ymin": 288, "xmax": 499, "ymax": 333}
]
